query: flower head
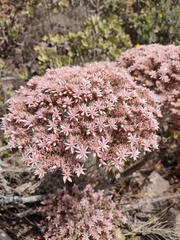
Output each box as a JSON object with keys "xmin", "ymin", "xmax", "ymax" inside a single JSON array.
[
  {"xmin": 75, "ymin": 144, "xmax": 90, "ymax": 161},
  {"xmin": 2, "ymin": 61, "xmax": 161, "ymax": 181},
  {"xmin": 39, "ymin": 184, "xmax": 125, "ymax": 239}
]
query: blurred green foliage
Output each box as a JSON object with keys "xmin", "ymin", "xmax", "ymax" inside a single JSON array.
[
  {"xmin": 67, "ymin": 14, "xmax": 132, "ymax": 64},
  {"xmin": 33, "ymin": 15, "xmax": 132, "ymax": 73},
  {"xmin": 33, "ymin": 0, "xmax": 180, "ymax": 74},
  {"xmin": 0, "ymin": 0, "xmax": 36, "ymax": 56},
  {"xmin": 34, "ymin": 34, "xmax": 71, "ymax": 75},
  {"xmin": 103, "ymin": 0, "xmax": 180, "ymax": 45},
  {"xmin": 0, "ymin": 0, "xmax": 180, "ymax": 74},
  {"xmin": 126, "ymin": 0, "xmax": 180, "ymax": 45},
  {"xmin": 0, "ymin": 0, "xmax": 68, "ymax": 57},
  {"xmin": 34, "ymin": 11, "xmax": 132, "ymax": 73}
]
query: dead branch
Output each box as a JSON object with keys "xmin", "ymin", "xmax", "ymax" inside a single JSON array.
[
  {"xmin": 121, "ymin": 193, "xmax": 180, "ymax": 211},
  {"xmin": 14, "ymin": 208, "xmax": 39, "ymax": 218},
  {"xmin": 0, "ymin": 195, "xmax": 46, "ymax": 204},
  {"xmin": 0, "ymin": 175, "xmax": 11, "ymax": 193},
  {"xmin": 0, "ymin": 77, "xmax": 16, "ymax": 81},
  {"xmin": 0, "ymin": 167, "xmax": 31, "ymax": 173}
]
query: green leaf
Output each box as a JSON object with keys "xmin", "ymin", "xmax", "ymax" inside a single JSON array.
[
  {"xmin": 43, "ymin": 35, "xmax": 49, "ymax": 42},
  {"xmin": 98, "ymin": 20, "xmax": 104, "ymax": 29},
  {"xmin": 50, "ymin": 34, "xmax": 62, "ymax": 45},
  {"xmin": 91, "ymin": 15, "xmax": 99, "ymax": 26},
  {"xmin": 81, "ymin": 40, "xmax": 89, "ymax": 49},
  {"xmin": 0, "ymin": 59, "xmax": 4, "ymax": 69},
  {"xmin": 38, "ymin": 51, "xmax": 49, "ymax": 63},
  {"xmin": 115, "ymin": 172, "xmax": 120, "ymax": 179},
  {"xmin": 58, "ymin": 0, "xmax": 69, "ymax": 8}
]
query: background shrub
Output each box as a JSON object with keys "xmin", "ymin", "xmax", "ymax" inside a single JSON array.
[
  {"xmin": 123, "ymin": 0, "xmax": 180, "ymax": 45},
  {"xmin": 1, "ymin": 0, "xmax": 179, "ymax": 77}
]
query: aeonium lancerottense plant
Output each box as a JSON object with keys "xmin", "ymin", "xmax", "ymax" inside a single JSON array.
[
  {"xmin": 2, "ymin": 61, "xmax": 162, "ymax": 182},
  {"xmin": 118, "ymin": 44, "xmax": 180, "ymax": 132},
  {"xmin": 118, "ymin": 44, "xmax": 180, "ymax": 100},
  {"xmin": 1, "ymin": 60, "xmax": 163, "ymax": 240},
  {"xmin": 39, "ymin": 184, "xmax": 127, "ymax": 240}
]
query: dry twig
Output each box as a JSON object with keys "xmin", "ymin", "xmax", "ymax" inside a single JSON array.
[
  {"xmin": 126, "ymin": 205, "xmax": 179, "ymax": 239},
  {"xmin": 121, "ymin": 193, "xmax": 180, "ymax": 211},
  {"xmin": 0, "ymin": 195, "xmax": 46, "ymax": 204}
]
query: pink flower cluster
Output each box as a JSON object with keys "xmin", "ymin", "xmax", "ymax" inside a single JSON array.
[
  {"xmin": 118, "ymin": 44, "xmax": 180, "ymax": 100},
  {"xmin": 2, "ymin": 61, "xmax": 161, "ymax": 181},
  {"xmin": 39, "ymin": 184, "xmax": 126, "ymax": 240},
  {"xmin": 118, "ymin": 44, "xmax": 180, "ymax": 128}
]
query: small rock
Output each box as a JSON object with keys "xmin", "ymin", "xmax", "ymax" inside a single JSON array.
[
  {"xmin": 140, "ymin": 171, "xmax": 170, "ymax": 214},
  {"xmin": 147, "ymin": 171, "xmax": 170, "ymax": 194}
]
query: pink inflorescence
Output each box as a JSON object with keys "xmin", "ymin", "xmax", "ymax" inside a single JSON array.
[
  {"xmin": 2, "ymin": 61, "xmax": 161, "ymax": 181},
  {"xmin": 39, "ymin": 184, "xmax": 126, "ymax": 240},
  {"xmin": 118, "ymin": 44, "xmax": 180, "ymax": 103},
  {"xmin": 118, "ymin": 44, "xmax": 180, "ymax": 131}
]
